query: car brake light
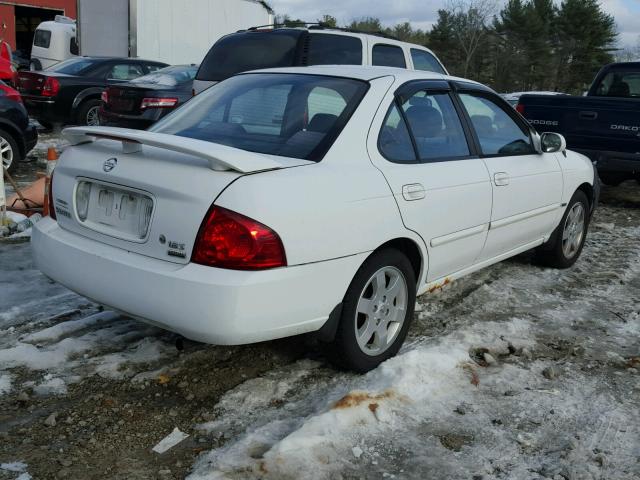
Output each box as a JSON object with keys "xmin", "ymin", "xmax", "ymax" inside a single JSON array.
[
  {"xmin": 41, "ymin": 77, "xmax": 60, "ymax": 97},
  {"xmin": 0, "ymin": 82, "xmax": 22, "ymax": 103},
  {"xmin": 101, "ymin": 90, "xmax": 108, "ymax": 104},
  {"xmin": 515, "ymin": 104, "xmax": 525, "ymax": 114},
  {"xmin": 192, "ymin": 206, "xmax": 286, "ymax": 270},
  {"xmin": 140, "ymin": 97, "xmax": 178, "ymax": 109},
  {"xmin": 47, "ymin": 170, "xmax": 57, "ymax": 220}
]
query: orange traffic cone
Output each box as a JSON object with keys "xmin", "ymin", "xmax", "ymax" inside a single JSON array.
[{"xmin": 43, "ymin": 146, "xmax": 58, "ymax": 217}]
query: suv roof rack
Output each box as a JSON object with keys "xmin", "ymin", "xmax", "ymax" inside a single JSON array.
[{"xmin": 239, "ymin": 22, "xmax": 399, "ymax": 41}]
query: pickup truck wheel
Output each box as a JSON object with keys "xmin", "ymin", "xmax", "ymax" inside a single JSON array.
[
  {"xmin": 536, "ymin": 190, "xmax": 589, "ymax": 269},
  {"xmin": 77, "ymin": 99, "xmax": 102, "ymax": 126},
  {"xmin": 327, "ymin": 249, "xmax": 416, "ymax": 373},
  {"xmin": 0, "ymin": 129, "xmax": 20, "ymax": 174}
]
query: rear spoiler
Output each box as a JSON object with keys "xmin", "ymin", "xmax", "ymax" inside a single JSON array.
[{"xmin": 62, "ymin": 126, "xmax": 283, "ymax": 173}]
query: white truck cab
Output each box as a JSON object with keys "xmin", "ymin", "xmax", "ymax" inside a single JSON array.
[{"xmin": 30, "ymin": 16, "xmax": 78, "ymax": 71}]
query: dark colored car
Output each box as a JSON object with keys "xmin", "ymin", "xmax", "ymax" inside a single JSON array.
[
  {"xmin": 0, "ymin": 80, "xmax": 37, "ymax": 173},
  {"xmin": 517, "ymin": 62, "xmax": 640, "ymax": 186},
  {"xmin": 16, "ymin": 57, "xmax": 168, "ymax": 129},
  {"xmin": 99, "ymin": 64, "xmax": 198, "ymax": 129}
]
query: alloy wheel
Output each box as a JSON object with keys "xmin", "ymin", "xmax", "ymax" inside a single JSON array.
[
  {"xmin": 355, "ymin": 266, "xmax": 408, "ymax": 356},
  {"xmin": 562, "ymin": 202, "xmax": 585, "ymax": 259},
  {"xmin": 0, "ymin": 136, "xmax": 14, "ymax": 170},
  {"xmin": 86, "ymin": 106, "xmax": 100, "ymax": 126}
]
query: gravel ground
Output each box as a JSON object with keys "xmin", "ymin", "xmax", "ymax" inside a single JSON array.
[{"xmin": 1, "ymin": 146, "xmax": 639, "ymax": 479}]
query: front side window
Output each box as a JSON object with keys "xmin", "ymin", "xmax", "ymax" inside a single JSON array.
[
  {"xmin": 593, "ymin": 71, "xmax": 640, "ymax": 98},
  {"xmin": 33, "ymin": 30, "xmax": 51, "ymax": 48},
  {"xmin": 372, "ymin": 44, "xmax": 406, "ymax": 68},
  {"xmin": 151, "ymin": 73, "xmax": 368, "ymax": 161},
  {"xmin": 459, "ymin": 93, "xmax": 534, "ymax": 156},
  {"xmin": 109, "ymin": 64, "xmax": 144, "ymax": 80},
  {"xmin": 307, "ymin": 34, "xmax": 363, "ymax": 65},
  {"xmin": 410, "ymin": 49, "xmax": 445, "ymax": 74}
]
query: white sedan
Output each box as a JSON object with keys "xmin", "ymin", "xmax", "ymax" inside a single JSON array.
[{"xmin": 32, "ymin": 66, "xmax": 597, "ymax": 372}]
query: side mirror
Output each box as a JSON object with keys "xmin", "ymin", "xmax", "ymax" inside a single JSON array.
[{"xmin": 540, "ymin": 132, "xmax": 567, "ymax": 154}]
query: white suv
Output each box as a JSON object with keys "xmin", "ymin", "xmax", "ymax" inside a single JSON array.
[
  {"xmin": 192, "ymin": 26, "xmax": 447, "ymax": 94},
  {"xmin": 33, "ymin": 66, "xmax": 596, "ymax": 373}
]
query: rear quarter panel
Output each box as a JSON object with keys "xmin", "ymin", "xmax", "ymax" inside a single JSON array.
[{"xmin": 215, "ymin": 75, "xmax": 429, "ymax": 268}]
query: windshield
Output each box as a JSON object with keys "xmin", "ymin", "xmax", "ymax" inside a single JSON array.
[
  {"xmin": 132, "ymin": 65, "xmax": 198, "ymax": 86},
  {"xmin": 47, "ymin": 57, "xmax": 98, "ymax": 75},
  {"xmin": 196, "ymin": 30, "xmax": 301, "ymax": 82},
  {"xmin": 151, "ymin": 73, "xmax": 369, "ymax": 161}
]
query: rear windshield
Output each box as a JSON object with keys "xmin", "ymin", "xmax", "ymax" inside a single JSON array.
[
  {"xmin": 33, "ymin": 29, "xmax": 51, "ymax": 48},
  {"xmin": 132, "ymin": 65, "xmax": 198, "ymax": 86},
  {"xmin": 593, "ymin": 69, "xmax": 640, "ymax": 98},
  {"xmin": 151, "ymin": 73, "xmax": 369, "ymax": 161},
  {"xmin": 47, "ymin": 57, "xmax": 98, "ymax": 75},
  {"xmin": 196, "ymin": 30, "xmax": 301, "ymax": 82}
]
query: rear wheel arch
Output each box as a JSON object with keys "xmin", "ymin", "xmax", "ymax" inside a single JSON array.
[{"xmin": 372, "ymin": 237, "xmax": 424, "ymax": 288}]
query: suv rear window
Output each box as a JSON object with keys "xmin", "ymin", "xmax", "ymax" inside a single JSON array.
[
  {"xmin": 196, "ymin": 30, "xmax": 302, "ymax": 82},
  {"xmin": 307, "ymin": 33, "xmax": 362, "ymax": 65},
  {"xmin": 34, "ymin": 30, "xmax": 51, "ymax": 48},
  {"xmin": 372, "ymin": 44, "xmax": 406, "ymax": 68},
  {"xmin": 410, "ymin": 49, "xmax": 445, "ymax": 74}
]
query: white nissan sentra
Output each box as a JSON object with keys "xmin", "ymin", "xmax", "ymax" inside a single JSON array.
[{"xmin": 32, "ymin": 66, "xmax": 597, "ymax": 372}]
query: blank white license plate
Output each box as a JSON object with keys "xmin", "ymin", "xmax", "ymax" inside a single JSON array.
[{"xmin": 80, "ymin": 182, "xmax": 153, "ymax": 240}]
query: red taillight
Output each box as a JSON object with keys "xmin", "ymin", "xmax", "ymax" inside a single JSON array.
[
  {"xmin": 515, "ymin": 103, "xmax": 525, "ymax": 114},
  {"xmin": 47, "ymin": 170, "xmax": 56, "ymax": 220},
  {"xmin": 192, "ymin": 206, "xmax": 286, "ymax": 270},
  {"xmin": 101, "ymin": 89, "xmax": 108, "ymax": 104},
  {"xmin": 140, "ymin": 97, "xmax": 178, "ymax": 109},
  {"xmin": 0, "ymin": 82, "xmax": 22, "ymax": 103},
  {"xmin": 41, "ymin": 77, "xmax": 60, "ymax": 97}
]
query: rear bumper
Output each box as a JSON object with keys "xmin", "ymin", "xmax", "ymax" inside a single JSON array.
[
  {"xmin": 32, "ymin": 218, "xmax": 365, "ymax": 345},
  {"xmin": 24, "ymin": 122, "xmax": 38, "ymax": 154},
  {"xmin": 23, "ymin": 96, "xmax": 62, "ymax": 124}
]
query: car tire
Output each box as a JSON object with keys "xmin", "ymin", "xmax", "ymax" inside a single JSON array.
[
  {"xmin": 599, "ymin": 173, "xmax": 625, "ymax": 186},
  {"xmin": 328, "ymin": 249, "xmax": 416, "ymax": 373},
  {"xmin": 0, "ymin": 128, "xmax": 21, "ymax": 174},
  {"xmin": 536, "ymin": 190, "xmax": 590, "ymax": 269},
  {"xmin": 76, "ymin": 99, "xmax": 102, "ymax": 126}
]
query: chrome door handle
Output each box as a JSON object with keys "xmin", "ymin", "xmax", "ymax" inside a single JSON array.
[
  {"xmin": 402, "ymin": 183, "xmax": 425, "ymax": 201},
  {"xmin": 494, "ymin": 172, "xmax": 510, "ymax": 186}
]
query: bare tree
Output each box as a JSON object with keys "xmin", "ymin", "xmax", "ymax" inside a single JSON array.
[
  {"xmin": 446, "ymin": 0, "xmax": 497, "ymax": 77},
  {"xmin": 615, "ymin": 36, "xmax": 640, "ymax": 62}
]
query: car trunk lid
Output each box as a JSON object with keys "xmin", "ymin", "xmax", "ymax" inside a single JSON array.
[{"xmin": 52, "ymin": 127, "xmax": 312, "ymax": 264}]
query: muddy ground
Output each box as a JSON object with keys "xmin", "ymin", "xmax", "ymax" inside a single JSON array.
[{"xmin": 1, "ymin": 149, "xmax": 639, "ymax": 479}]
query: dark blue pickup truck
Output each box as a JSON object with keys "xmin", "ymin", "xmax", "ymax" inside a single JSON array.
[{"xmin": 517, "ymin": 62, "xmax": 640, "ymax": 186}]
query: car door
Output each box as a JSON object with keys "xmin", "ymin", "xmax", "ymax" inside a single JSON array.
[
  {"xmin": 368, "ymin": 80, "xmax": 492, "ymax": 283},
  {"xmin": 456, "ymin": 85, "xmax": 563, "ymax": 261}
]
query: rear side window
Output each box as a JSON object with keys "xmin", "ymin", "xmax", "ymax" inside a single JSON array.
[
  {"xmin": 410, "ymin": 49, "xmax": 445, "ymax": 74},
  {"xmin": 196, "ymin": 31, "xmax": 301, "ymax": 82},
  {"xmin": 307, "ymin": 34, "xmax": 362, "ymax": 65},
  {"xmin": 379, "ymin": 103, "xmax": 416, "ymax": 163},
  {"xmin": 372, "ymin": 44, "xmax": 406, "ymax": 68},
  {"xmin": 34, "ymin": 30, "xmax": 51, "ymax": 48},
  {"xmin": 403, "ymin": 92, "xmax": 470, "ymax": 161}
]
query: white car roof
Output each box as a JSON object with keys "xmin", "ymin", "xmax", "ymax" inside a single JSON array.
[{"xmin": 245, "ymin": 64, "xmax": 479, "ymax": 85}]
